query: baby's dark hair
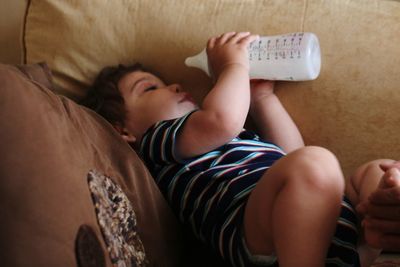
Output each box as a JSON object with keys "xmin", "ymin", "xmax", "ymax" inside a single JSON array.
[{"xmin": 81, "ymin": 63, "xmax": 150, "ymax": 127}]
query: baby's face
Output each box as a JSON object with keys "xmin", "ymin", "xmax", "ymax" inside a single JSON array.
[{"xmin": 118, "ymin": 70, "xmax": 198, "ymax": 137}]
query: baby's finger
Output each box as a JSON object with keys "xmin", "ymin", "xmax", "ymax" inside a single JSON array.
[
  {"xmin": 207, "ymin": 37, "xmax": 217, "ymax": 49},
  {"xmin": 369, "ymin": 186, "xmax": 400, "ymax": 204},
  {"xmin": 229, "ymin": 32, "xmax": 251, "ymax": 43},
  {"xmin": 384, "ymin": 168, "xmax": 400, "ymax": 188},
  {"xmin": 218, "ymin": 32, "xmax": 236, "ymax": 44},
  {"xmin": 366, "ymin": 203, "xmax": 400, "ymax": 220},
  {"xmin": 250, "ymin": 79, "xmax": 264, "ymax": 84},
  {"xmin": 364, "ymin": 217, "xmax": 400, "ymax": 234},
  {"xmin": 238, "ymin": 34, "xmax": 260, "ymax": 47},
  {"xmin": 379, "ymin": 161, "xmax": 400, "ymax": 172},
  {"xmin": 380, "ymin": 163, "xmax": 390, "ymax": 172}
]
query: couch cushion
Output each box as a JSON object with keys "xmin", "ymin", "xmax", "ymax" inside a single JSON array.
[
  {"xmin": 0, "ymin": 63, "xmax": 183, "ymax": 267},
  {"xmin": 0, "ymin": 0, "xmax": 27, "ymax": 64},
  {"xmin": 23, "ymin": 0, "xmax": 400, "ymax": 176},
  {"xmin": 15, "ymin": 62, "xmax": 54, "ymax": 90}
]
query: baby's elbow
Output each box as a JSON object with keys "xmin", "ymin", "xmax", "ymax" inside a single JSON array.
[
  {"xmin": 210, "ymin": 113, "xmax": 243, "ymax": 141},
  {"xmin": 224, "ymin": 119, "xmax": 244, "ymax": 138}
]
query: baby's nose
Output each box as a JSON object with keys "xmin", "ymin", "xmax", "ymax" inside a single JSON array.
[{"xmin": 170, "ymin": 84, "xmax": 183, "ymax": 93}]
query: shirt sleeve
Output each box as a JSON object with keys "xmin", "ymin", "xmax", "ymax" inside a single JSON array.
[{"xmin": 139, "ymin": 111, "xmax": 196, "ymax": 166}]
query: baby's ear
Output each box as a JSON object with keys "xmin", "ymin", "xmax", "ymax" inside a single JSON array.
[
  {"xmin": 113, "ymin": 125, "xmax": 137, "ymax": 144},
  {"xmin": 121, "ymin": 131, "xmax": 137, "ymax": 144}
]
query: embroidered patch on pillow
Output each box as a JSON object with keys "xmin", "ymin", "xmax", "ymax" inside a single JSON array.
[{"xmin": 87, "ymin": 170, "xmax": 148, "ymax": 267}]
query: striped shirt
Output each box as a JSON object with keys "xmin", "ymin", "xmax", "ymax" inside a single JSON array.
[
  {"xmin": 140, "ymin": 111, "xmax": 361, "ymax": 267},
  {"xmin": 139, "ymin": 111, "xmax": 285, "ymax": 253}
]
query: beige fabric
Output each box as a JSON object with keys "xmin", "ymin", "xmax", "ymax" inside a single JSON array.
[{"xmin": 24, "ymin": 0, "xmax": 400, "ymax": 175}]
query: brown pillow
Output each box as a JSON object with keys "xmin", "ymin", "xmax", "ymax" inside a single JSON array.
[
  {"xmin": 0, "ymin": 63, "xmax": 183, "ymax": 267},
  {"xmin": 15, "ymin": 62, "xmax": 54, "ymax": 90}
]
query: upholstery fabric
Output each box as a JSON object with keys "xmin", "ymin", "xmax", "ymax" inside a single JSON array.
[
  {"xmin": 0, "ymin": 63, "xmax": 183, "ymax": 267},
  {"xmin": 23, "ymin": 0, "xmax": 400, "ymax": 176}
]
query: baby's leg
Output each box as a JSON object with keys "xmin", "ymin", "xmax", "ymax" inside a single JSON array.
[
  {"xmin": 244, "ymin": 146, "xmax": 345, "ymax": 267},
  {"xmin": 346, "ymin": 159, "xmax": 396, "ymax": 267}
]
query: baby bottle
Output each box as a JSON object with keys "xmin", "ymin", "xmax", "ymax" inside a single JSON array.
[{"xmin": 185, "ymin": 32, "xmax": 321, "ymax": 81}]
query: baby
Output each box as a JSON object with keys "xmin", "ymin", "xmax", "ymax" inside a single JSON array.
[{"xmin": 82, "ymin": 32, "xmax": 389, "ymax": 267}]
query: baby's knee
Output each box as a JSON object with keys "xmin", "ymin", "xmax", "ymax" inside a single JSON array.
[
  {"xmin": 291, "ymin": 146, "xmax": 341, "ymax": 175},
  {"xmin": 294, "ymin": 146, "xmax": 337, "ymax": 163},
  {"xmin": 287, "ymin": 146, "xmax": 344, "ymax": 192}
]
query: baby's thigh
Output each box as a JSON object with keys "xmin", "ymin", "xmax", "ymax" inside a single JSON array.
[{"xmin": 243, "ymin": 146, "xmax": 343, "ymax": 255}]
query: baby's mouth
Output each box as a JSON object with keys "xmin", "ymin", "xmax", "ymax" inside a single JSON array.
[{"xmin": 179, "ymin": 93, "xmax": 196, "ymax": 104}]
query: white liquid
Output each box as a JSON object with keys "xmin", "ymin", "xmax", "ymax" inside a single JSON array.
[{"xmin": 185, "ymin": 32, "xmax": 321, "ymax": 81}]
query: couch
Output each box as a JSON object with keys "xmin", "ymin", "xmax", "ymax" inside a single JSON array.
[{"xmin": 1, "ymin": 0, "xmax": 399, "ymax": 266}]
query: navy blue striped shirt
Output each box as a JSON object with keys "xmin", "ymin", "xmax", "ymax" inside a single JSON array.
[
  {"xmin": 140, "ymin": 111, "xmax": 361, "ymax": 267},
  {"xmin": 139, "ymin": 111, "xmax": 285, "ymax": 244}
]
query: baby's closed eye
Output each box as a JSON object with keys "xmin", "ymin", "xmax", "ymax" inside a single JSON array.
[{"xmin": 144, "ymin": 85, "xmax": 158, "ymax": 92}]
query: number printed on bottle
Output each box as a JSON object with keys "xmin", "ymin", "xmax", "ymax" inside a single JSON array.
[
  {"xmin": 249, "ymin": 33, "xmax": 305, "ymax": 61},
  {"xmin": 185, "ymin": 32, "xmax": 321, "ymax": 81}
]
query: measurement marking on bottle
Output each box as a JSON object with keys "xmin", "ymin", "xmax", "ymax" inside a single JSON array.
[{"xmin": 248, "ymin": 32, "xmax": 306, "ymax": 61}]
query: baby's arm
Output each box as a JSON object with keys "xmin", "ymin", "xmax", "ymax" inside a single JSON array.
[
  {"xmin": 249, "ymin": 80, "xmax": 304, "ymax": 152},
  {"xmin": 176, "ymin": 32, "xmax": 258, "ymax": 159}
]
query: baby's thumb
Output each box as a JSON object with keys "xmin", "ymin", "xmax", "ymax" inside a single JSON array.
[
  {"xmin": 379, "ymin": 163, "xmax": 391, "ymax": 172},
  {"xmin": 379, "ymin": 161, "xmax": 400, "ymax": 172},
  {"xmin": 381, "ymin": 168, "xmax": 400, "ymax": 188}
]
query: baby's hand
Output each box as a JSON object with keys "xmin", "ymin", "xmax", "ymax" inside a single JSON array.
[
  {"xmin": 358, "ymin": 162, "xmax": 400, "ymax": 249},
  {"xmin": 378, "ymin": 161, "xmax": 400, "ymax": 189},
  {"xmin": 206, "ymin": 32, "xmax": 259, "ymax": 79},
  {"xmin": 250, "ymin": 79, "xmax": 275, "ymax": 105}
]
